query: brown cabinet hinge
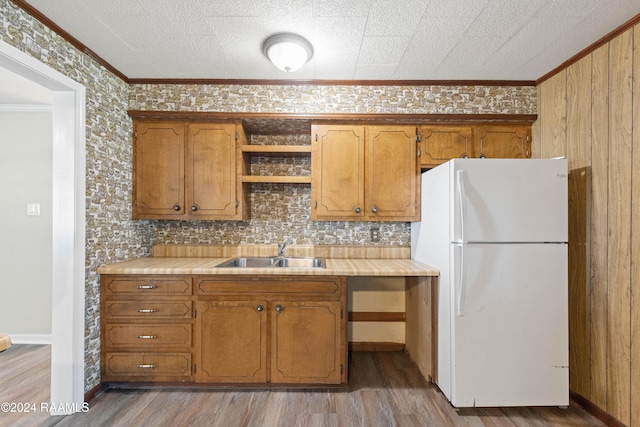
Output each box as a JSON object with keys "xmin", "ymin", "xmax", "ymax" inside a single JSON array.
[
  {"xmin": 194, "ymin": 308, "xmax": 197, "ymax": 318},
  {"xmin": 341, "ymin": 309, "xmax": 344, "ymax": 319}
]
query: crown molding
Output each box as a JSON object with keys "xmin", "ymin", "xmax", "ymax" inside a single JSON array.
[
  {"xmin": 128, "ymin": 78, "xmax": 536, "ymax": 87},
  {"xmin": 9, "ymin": 0, "xmax": 128, "ymax": 82}
]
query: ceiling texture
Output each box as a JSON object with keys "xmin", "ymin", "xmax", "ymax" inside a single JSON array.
[{"xmin": 15, "ymin": 0, "xmax": 640, "ymax": 81}]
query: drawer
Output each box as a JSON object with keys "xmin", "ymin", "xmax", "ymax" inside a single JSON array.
[
  {"xmin": 196, "ymin": 276, "xmax": 345, "ymax": 296},
  {"xmin": 104, "ymin": 301, "xmax": 192, "ymax": 318},
  {"xmin": 103, "ymin": 276, "xmax": 192, "ymax": 296},
  {"xmin": 103, "ymin": 324, "xmax": 192, "ymax": 348},
  {"xmin": 103, "ymin": 352, "xmax": 191, "ymax": 377}
]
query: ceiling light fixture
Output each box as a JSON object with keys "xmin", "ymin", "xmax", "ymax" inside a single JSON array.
[{"xmin": 262, "ymin": 33, "xmax": 314, "ymax": 73}]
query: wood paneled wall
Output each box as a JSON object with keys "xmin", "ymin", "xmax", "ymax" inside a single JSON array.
[{"xmin": 534, "ymin": 24, "xmax": 640, "ymax": 427}]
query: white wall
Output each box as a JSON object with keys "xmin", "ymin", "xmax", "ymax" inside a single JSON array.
[{"xmin": 0, "ymin": 110, "xmax": 52, "ymax": 339}]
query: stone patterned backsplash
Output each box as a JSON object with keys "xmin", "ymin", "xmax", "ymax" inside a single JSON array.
[
  {"xmin": 153, "ymin": 185, "xmax": 411, "ymax": 246},
  {"xmin": 129, "ymin": 83, "xmax": 536, "ymax": 115}
]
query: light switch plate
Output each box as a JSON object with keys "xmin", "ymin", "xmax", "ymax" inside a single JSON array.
[{"xmin": 27, "ymin": 203, "xmax": 40, "ymax": 216}]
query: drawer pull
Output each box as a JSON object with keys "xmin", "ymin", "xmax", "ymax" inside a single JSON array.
[
  {"xmin": 137, "ymin": 285, "xmax": 157, "ymax": 289},
  {"xmin": 136, "ymin": 364, "xmax": 157, "ymax": 369},
  {"xmin": 137, "ymin": 335, "xmax": 157, "ymax": 339},
  {"xmin": 138, "ymin": 309, "xmax": 158, "ymax": 313}
]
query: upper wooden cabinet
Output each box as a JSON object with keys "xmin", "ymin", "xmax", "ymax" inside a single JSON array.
[
  {"xmin": 418, "ymin": 126, "xmax": 473, "ymax": 169},
  {"xmin": 133, "ymin": 120, "xmax": 247, "ymax": 220},
  {"xmin": 474, "ymin": 125, "xmax": 531, "ymax": 159},
  {"xmin": 311, "ymin": 125, "xmax": 365, "ymax": 220},
  {"xmin": 186, "ymin": 123, "xmax": 242, "ymax": 218},
  {"xmin": 311, "ymin": 124, "xmax": 419, "ymax": 222},
  {"xmin": 131, "ymin": 116, "xmax": 530, "ymax": 221},
  {"xmin": 133, "ymin": 121, "xmax": 185, "ymax": 218},
  {"xmin": 418, "ymin": 124, "xmax": 531, "ymax": 168},
  {"xmin": 366, "ymin": 126, "xmax": 420, "ymax": 221}
]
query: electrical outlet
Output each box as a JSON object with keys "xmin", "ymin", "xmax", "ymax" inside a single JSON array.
[{"xmin": 370, "ymin": 227, "xmax": 380, "ymax": 242}]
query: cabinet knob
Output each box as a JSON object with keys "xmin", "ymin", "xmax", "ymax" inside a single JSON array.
[
  {"xmin": 354, "ymin": 207, "xmax": 361, "ymax": 214},
  {"xmin": 274, "ymin": 304, "xmax": 284, "ymax": 313},
  {"xmin": 191, "ymin": 204, "xmax": 199, "ymax": 212},
  {"xmin": 461, "ymin": 154, "xmax": 468, "ymax": 159},
  {"xmin": 255, "ymin": 304, "xmax": 264, "ymax": 312},
  {"xmin": 371, "ymin": 206, "xmax": 378, "ymax": 214},
  {"xmin": 479, "ymin": 153, "xmax": 486, "ymax": 159},
  {"xmin": 173, "ymin": 204, "xmax": 181, "ymax": 211}
]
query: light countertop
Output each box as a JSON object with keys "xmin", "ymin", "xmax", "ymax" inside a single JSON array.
[{"xmin": 97, "ymin": 256, "xmax": 439, "ymax": 277}]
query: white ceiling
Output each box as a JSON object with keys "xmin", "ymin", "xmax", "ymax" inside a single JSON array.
[{"xmin": 21, "ymin": 0, "xmax": 640, "ymax": 81}]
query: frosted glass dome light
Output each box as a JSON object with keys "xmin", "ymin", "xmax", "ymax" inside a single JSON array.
[{"xmin": 262, "ymin": 33, "xmax": 313, "ymax": 73}]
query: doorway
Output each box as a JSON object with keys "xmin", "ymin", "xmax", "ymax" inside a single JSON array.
[{"xmin": 0, "ymin": 40, "xmax": 86, "ymax": 415}]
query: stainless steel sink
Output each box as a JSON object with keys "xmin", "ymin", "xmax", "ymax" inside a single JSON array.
[
  {"xmin": 216, "ymin": 256, "xmax": 279, "ymax": 268},
  {"xmin": 276, "ymin": 257, "xmax": 326, "ymax": 268},
  {"xmin": 216, "ymin": 256, "xmax": 326, "ymax": 268}
]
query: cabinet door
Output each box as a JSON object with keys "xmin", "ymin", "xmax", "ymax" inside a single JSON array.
[
  {"xmin": 133, "ymin": 121, "xmax": 185, "ymax": 218},
  {"xmin": 186, "ymin": 123, "xmax": 238, "ymax": 219},
  {"xmin": 419, "ymin": 126, "xmax": 473, "ymax": 167},
  {"xmin": 196, "ymin": 300, "xmax": 267, "ymax": 383},
  {"xmin": 311, "ymin": 125, "xmax": 365, "ymax": 220},
  {"xmin": 474, "ymin": 125, "xmax": 531, "ymax": 159},
  {"xmin": 366, "ymin": 126, "xmax": 419, "ymax": 221},
  {"xmin": 270, "ymin": 301, "xmax": 345, "ymax": 384}
]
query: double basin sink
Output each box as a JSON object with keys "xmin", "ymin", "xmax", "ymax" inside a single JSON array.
[{"xmin": 216, "ymin": 256, "xmax": 326, "ymax": 269}]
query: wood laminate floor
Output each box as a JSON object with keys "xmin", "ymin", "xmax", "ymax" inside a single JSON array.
[{"xmin": 0, "ymin": 345, "xmax": 605, "ymax": 427}]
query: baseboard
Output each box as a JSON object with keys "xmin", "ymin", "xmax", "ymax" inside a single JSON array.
[
  {"xmin": 570, "ymin": 391, "xmax": 627, "ymax": 427},
  {"xmin": 9, "ymin": 334, "xmax": 52, "ymax": 344},
  {"xmin": 84, "ymin": 383, "xmax": 104, "ymax": 404},
  {"xmin": 349, "ymin": 342, "xmax": 405, "ymax": 352}
]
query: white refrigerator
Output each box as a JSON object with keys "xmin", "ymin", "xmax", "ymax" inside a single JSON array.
[{"xmin": 411, "ymin": 158, "xmax": 569, "ymax": 408}]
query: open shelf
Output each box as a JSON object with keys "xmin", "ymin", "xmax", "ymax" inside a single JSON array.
[
  {"xmin": 241, "ymin": 145, "xmax": 311, "ymax": 155},
  {"xmin": 242, "ymin": 176, "xmax": 311, "ymax": 184}
]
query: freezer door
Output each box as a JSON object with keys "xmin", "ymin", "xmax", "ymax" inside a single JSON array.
[
  {"xmin": 449, "ymin": 243, "xmax": 568, "ymax": 407},
  {"xmin": 450, "ymin": 159, "xmax": 568, "ymax": 243}
]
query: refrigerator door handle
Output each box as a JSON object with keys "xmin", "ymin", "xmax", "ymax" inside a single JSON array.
[
  {"xmin": 457, "ymin": 243, "xmax": 466, "ymax": 317},
  {"xmin": 456, "ymin": 170, "xmax": 468, "ymax": 243}
]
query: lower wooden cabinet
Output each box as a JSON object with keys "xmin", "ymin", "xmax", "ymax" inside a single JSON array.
[
  {"xmin": 196, "ymin": 300, "xmax": 268, "ymax": 383},
  {"xmin": 195, "ymin": 276, "xmax": 348, "ymax": 385},
  {"xmin": 101, "ymin": 274, "xmax": 348, "ymax": 386},
  {"xmin": 270, "ymin": 300, "xmax": 344, "ymax": 384},
  {"xmin": 101, "ymin": 275, "xmax": 195, "ymax": 383}
]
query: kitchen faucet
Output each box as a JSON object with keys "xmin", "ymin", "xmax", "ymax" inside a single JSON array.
[{"xmin": 277, "ymin": 243, "xmax": 287, "ymax": 257}]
